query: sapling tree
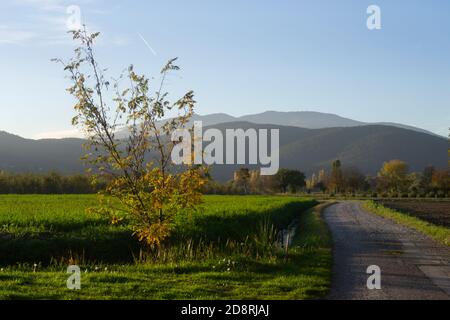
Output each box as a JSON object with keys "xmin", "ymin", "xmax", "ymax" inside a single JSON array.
[{"xmin": 54, "ymin": 28, "xmax": 206, "ymax": 249}]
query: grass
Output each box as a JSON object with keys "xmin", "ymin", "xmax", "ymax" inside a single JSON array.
[
  {"xmin": 364, "ymin": 200, "xmax": 450, "ymax": 247},
  {"xmin": 0, "ymin": 195, "xmax": 133, "ymax": 265},
  {"xmin": 0, "ymin": 195, "xmax": 332, "ymax": 300}
]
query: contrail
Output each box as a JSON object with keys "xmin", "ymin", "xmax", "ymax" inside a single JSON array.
[{"xmin": 137, "ymin": 33, "xmax": 157, "ymax": 56}]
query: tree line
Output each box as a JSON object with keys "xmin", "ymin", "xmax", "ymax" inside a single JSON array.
[
  {"xmin": 203, "ymin": 160, "xmax": 449, "ymax": 198},
  {"xmin": 203, "ymin": 168, "xmax": 307, "ymax": 195},
  {"xmin": 311, "ymin": 159, "xmax": 449, "ymax": 198},
  {"xmin": 0, "ymin": 171, "xmax": 106, "ymax": 194},
  {"xmin": 0, "ymin": 160, "xmax": 448, "ymax": 197}
]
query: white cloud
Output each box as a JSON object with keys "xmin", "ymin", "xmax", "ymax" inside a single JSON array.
[
  {"xmin": 13, "ymin": 0, "xmax": 66, "ymax": 11},
  {"xmin": 0, "ymin": 26, "xmax": 36, "ymax": 44},
  {"xmin": 1, "ymin": 0, "xmax": 128, "ymax": 47},
  {"xmin": 1, "ymin": 0, "xmax": 70, "ymax": 45}
]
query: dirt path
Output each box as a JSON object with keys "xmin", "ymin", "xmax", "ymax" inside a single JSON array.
[{"xmin": 323, "ymin": 201, "xmax": 450, "ymax": 300}]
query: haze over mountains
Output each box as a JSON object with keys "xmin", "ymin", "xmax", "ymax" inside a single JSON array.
[
  {"xmin": 177, "ymin": 111, "xmax": 440, "ymax": 137},
  {"xmin": 205, "ymin": 122, "xmax": 447, "ymax": 181},
  {"xmin": 0, "ymin": 111, "xmax": 447, "ymax": 180},
  {"xmin": 112, "ymin": 111, "xmax": 440, "ymax": 139}
]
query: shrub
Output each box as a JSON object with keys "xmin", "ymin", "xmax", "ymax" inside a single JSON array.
[
  {"xmin": 389, "ymin": 192, "xmax": 399, "ymax": 198},
  {"xmin": 436, "ymin": 191, "xmax": 446, "ymax": 198}
]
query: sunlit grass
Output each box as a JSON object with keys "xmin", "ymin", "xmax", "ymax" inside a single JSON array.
[{"xmin": 0, "ymin": 195, "xmax": 331, "ymax": 299}]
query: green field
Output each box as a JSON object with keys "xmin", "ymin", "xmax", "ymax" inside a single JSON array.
[{"xmin": 0, "ymin": 195, "xmax": 332, "ymax": 300}]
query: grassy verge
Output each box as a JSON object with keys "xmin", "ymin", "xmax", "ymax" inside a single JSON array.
[
  {"xmin": 364, "ymin": 201, "xmax": 450, "ymax": 247},
  {"xmin": 0, "ymin": 196, "xmax": 332, "ymax": 300}
]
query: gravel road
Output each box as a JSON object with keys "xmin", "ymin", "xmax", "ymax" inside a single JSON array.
[{"xmin": 323, "ymin": 201, "xmax": 450, "ymax": 300}]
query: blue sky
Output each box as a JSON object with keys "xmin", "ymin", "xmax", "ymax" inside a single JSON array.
[{"xmin": 0, "ymin": 0, "xmax": 449, "ymax": 138}]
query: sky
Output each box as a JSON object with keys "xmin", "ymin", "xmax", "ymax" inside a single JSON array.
[{"xmin": 0, "ymin": 0, "xmax": 449, "ymax": 139}]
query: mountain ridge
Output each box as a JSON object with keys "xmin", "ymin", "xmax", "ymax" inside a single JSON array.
[
  {"xmin": 201, "ymin": 122, "xmax": 447, "ymax": 180},
  {"xmin": 0, "ymin": 121, "xmax": 447, "ymax": 181},
  {"xmin": 114, "ymin": 111, "xmax": 441, "ymax": 139}
]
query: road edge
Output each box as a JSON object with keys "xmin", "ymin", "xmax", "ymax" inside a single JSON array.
[{"xmin": 295, "ymin": 201, "xmax": 336, "ymax": 299}]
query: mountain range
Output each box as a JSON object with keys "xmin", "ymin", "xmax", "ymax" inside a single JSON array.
[
  {"xmin": 0, "ymin": 111, "xmax": 447, "ymax": 180},
  {"xmin": 171, "ymin": 111, "xmax": 441, "ymax": 137}
]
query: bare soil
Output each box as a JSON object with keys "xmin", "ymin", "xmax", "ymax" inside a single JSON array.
[{"xmin": 377, "ymin": 200, "xmax": 450, "ymax": 228}]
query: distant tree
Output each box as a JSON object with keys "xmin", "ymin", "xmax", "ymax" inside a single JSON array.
[
  {"xmin": 343, "ymin": 167, "xmax": 367, "ymax": 193},
  {"xmin": 364, "ymin": 175, "xmax": 377, "ymax": 191},
  {"xmin": 262, "ymin": 175, "xmax": 279, "ymax": 193},
  {"xmin": 248, "ymin": 170, "xmax": 259, "ymax": 193},
  {"xmin": 234, "ymin": 168, "xmax": 251, "ymax": 194},
  {"xmin": 64, "ymin": 174, "xmax": 93, "ymax": 194},
  {"xmin": 407, "ymin": 172, "xmax": 421, "ymax": 195},
  {"xmin": 431, "ymin": 169, "xmax": 450, "ymax": 196},
  {"xmin": 19, "ymin": 173, "xmax": 41, "ymax": 194},
  {"xmin": 422, "ymin": 166, "xmax": 435, "ymax": 185},
  {"xmin": 276, "ymin": 169, "xmax": 306, "ymax": 193},
  {"xmin": 250, "ymin": 173, "xmax": 278, "ymax": 194},
  {"xmin": 276, "ymin": 169, "xmax": 290, "ymax": 193},
  {"xmin": 0, "ymin": 171, "xmax": 12, "ymax": 194},
  {"xmin": 42, "ymin": 172, "xmax": 63, "ymax": 194},
  {"xmin": 419, "ymin": 166, "xmax": 435, "ymax": 193},
  {"xmin": 318, "ymin": 169, "xmax": 326, "ymax": 184},
  {"xmin": 377, "ymin": 160, "xmax": 410, "ymax": 193},
  {"xmin": 310, "ymin": 173, "xmax": 318, "ymax": 189},
  {"xmin": 306, "ymin": 170, "xmax": 328, "ymax": 192},
  {"xmin": 315, "ymin": 169, "xmax": 327, "ymax": 192},
  {"xmin": 328, "ymin": 160, "xmax": 344, "ymax": 193}
]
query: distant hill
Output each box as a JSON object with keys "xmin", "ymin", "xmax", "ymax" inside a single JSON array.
[
  {"xmin": 239, "ymin": 111, "xmax": 365, "ymax": 128},
  {"xmin": 191, "ymin": 113, "xmax": 237, "ymax": 126},
  {"xmin": 374, "ymin": 122, "xmax": 440, "ymax": 137},
  {"xmin": 0, "ymin": 122, "xmax": 447, "ymax": 181},
  {"xmin": 0, "ymin": 131, "xmax": 85, "ymax": 174},
  {"xmin": 202, "ymin": 122, "xmax": 448, "ymax": 181},
  {"xmin": 116, "ymin": 111, "xmax": 439, "ymax": 138}
]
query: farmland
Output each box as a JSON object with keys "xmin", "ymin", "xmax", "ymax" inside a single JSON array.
[
  {"xmin": 365, "ymin": 200, "xmax": 450, "ymax": 246},
  {"xmin": 0, "ymin": 195, "xmax": 332, "ymax": 300},
  {"xmin": 377, "ymin": 200, "xmax": 450, "ymax": 228}
]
